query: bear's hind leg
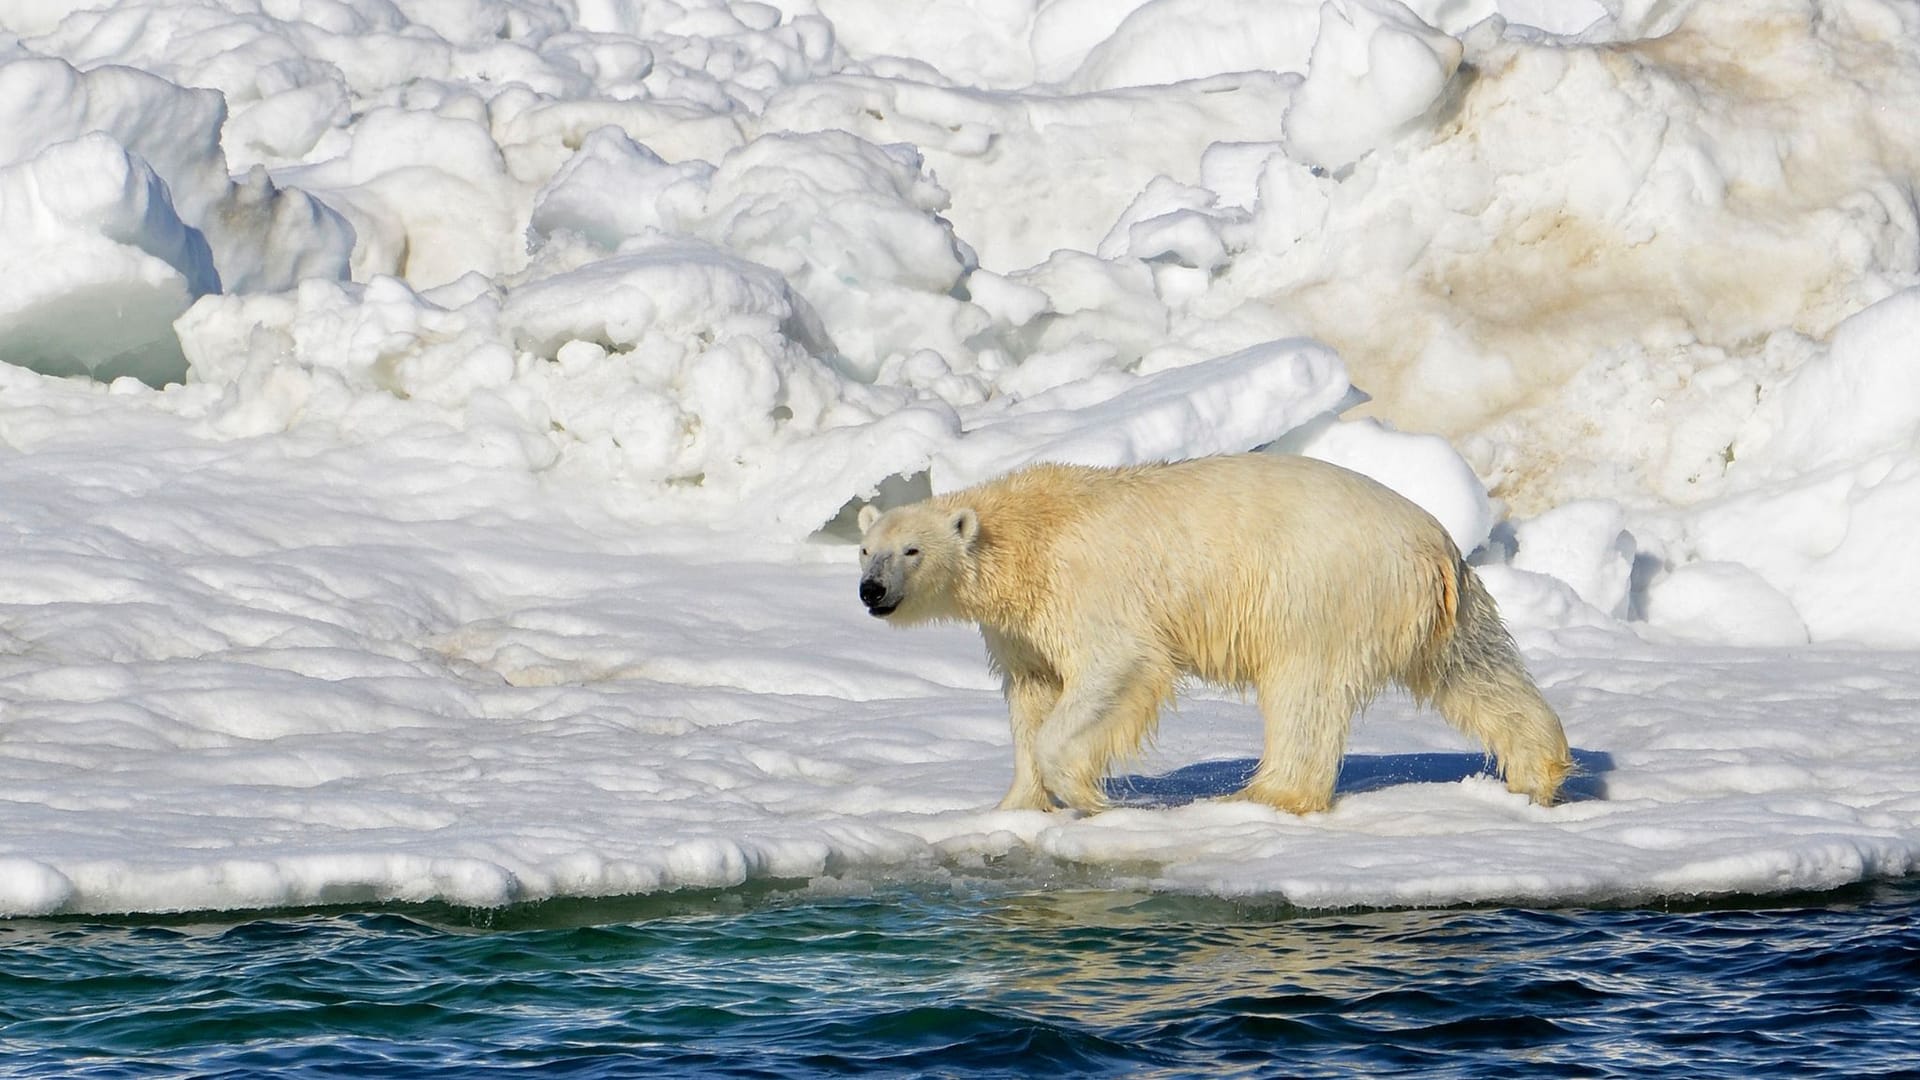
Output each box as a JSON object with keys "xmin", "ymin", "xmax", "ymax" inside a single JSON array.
[
  {"xmin": 1432, "ymin": 666, "xmax": 1571, "ymax": 806},
  {"xmin": 1236, "ymin": 667, "xmax": 1360, "ymax": 815},
  {"xmin": 1428, "ymin": 572, "xmax": 1573, "ymax": 806}
]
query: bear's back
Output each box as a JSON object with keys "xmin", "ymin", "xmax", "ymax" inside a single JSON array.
[
  {"xmin": 974, "ymin": 454, "xmax": 1459, "ymax": 684},
  {"xmin": 1003, "ymin": 453, "xmax": 1448, "ymax": 556}
]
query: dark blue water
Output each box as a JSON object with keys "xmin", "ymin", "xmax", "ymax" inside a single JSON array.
[{"xmin": 3, "ymin": 877, "xmax": 1918, "ymax": 1078}]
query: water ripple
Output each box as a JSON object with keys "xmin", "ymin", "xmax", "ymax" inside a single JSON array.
[{"xmin": 1, "ymin": 880, "xmax": 1917, "ymax": 1077}]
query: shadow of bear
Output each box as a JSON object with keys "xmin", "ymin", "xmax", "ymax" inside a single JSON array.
[{"xmin": 1105, "ymin": 749, "xmax": 1614, "ymax": 808}]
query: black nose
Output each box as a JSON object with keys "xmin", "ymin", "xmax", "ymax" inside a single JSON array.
[{"xmin": 859, "ymin": 580, "xmax": 885, "ymax": 606}]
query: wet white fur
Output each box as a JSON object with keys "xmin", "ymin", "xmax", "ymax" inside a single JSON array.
[{"xmin": 858, "ymin": 454, "xmax": 1572, "ymax": 814}]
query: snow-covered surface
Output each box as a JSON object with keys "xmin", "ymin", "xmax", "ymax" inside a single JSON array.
[{"xmin": 2, "ymin": 0, "xmax": 1918, "ymax": 915}]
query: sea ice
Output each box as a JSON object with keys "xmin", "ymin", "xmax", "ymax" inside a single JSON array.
[{"xmin": 1, "ymin": 0, "xmax": 1917, "ymax": 915}]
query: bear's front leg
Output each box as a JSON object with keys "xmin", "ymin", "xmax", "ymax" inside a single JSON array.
[
  {"xmin": 1035, "ymin": 657, "xmax": 1170, "ymax": 812},
  {"xmin": 996, "ymin": 673, "xmax": 1060, "ymax": 811}
]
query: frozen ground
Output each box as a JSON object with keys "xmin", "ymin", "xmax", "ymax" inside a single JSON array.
[{"xmin": 1, "ymin": 0, "xmax": 1918, "ymax": 915}]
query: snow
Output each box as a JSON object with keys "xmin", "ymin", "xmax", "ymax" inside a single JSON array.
[
  {"xmin": 1280, "ymin": 0, "xmax": 1463, "ymax": 174},
  {"xmin": 0, "ymin": 132, "xmax": 210, "ymax": 385},
  {"xmin": 2, "ymin": 0, "xmax": 1919, "ymax": 916},
  {"xmin": 0, "ymin": 57, "xmax": 353, "ymax": 383}
]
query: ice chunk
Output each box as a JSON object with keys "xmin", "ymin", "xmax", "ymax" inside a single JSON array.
[
  {"xmin": 1066, "ymin": 0, "xmax": 1324, "ymax": 91},
  {"xmin": 526, "ymin": 127, "xmax": 714, "ymax": 251},
  {"xmin": 1643, "ymin": 561, "xmax": 1810, "ymax": 647},
  {"xmin": 278, "ymin": 105, "xmax": 517, "ymax": 287},
  {"xmin": 0, "ymin": 859, "xmax": 73, "ymax": 917},
  {"xmin": 0, "ymin": 134, "xmax": 215, "ymax": 384},
  {"xmin": 0, "ymin": 57, "xmax": 348, "ymax": 383},
  {"xmin": 0, "ymin": 57, "xmax": 231, "ymax": 223},
  {"xmin": 1281, "ymin": 0, "xmax": 1463, "ymax": 172},
  {"xmin": 1269, "ymin": 414, "xmax": 1495, "ymax": 555},
  {"xmin": 1508, "ymin": 499, "xmax": 1636, "ymax": 619},
  {"xmin": 937, "ymin": 337, "xmax": 1350, "ymax": 489},
  {"xmin": 0, "ymin": 57, "xmax": 350, "ymax": 292},
  {"xmin": 1748, "ymin": 286, "xmax": 1920, "ymax": 472}
]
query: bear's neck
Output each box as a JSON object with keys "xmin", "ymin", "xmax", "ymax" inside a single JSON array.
[{"xmin": 945, "ymin": 489, "xmax": 1060, "ymax": 630}]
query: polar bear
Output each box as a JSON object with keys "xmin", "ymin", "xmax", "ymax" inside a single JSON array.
[{"xmin": 856, "ymin": 453, "xmax": 1571, "ymax": 814}]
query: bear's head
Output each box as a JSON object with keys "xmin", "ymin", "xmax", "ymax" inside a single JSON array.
[{"xmin": 856, "ymin": 501, "xmax": 980, "ymax": 623}]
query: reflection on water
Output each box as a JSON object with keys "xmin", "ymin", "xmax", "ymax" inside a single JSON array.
[
  {"xmin": 0, "ymin": 877, "xmax": 1915, "ymax": 1077},
  {"xmin": 983, "ymin": 888, "xmax": 1499, "ymax": 1021}
]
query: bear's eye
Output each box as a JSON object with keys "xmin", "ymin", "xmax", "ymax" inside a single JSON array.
[
  {"xmin": 859, "ymin": 548, "xmax": 868, "ymax": 557},
  {"xmin": 904, "ymin": 546, "xmax": 920, "ymax": 557}
]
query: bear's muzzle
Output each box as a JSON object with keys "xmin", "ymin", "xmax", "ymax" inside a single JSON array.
[{"xmin": 859, "ymin": 578, "xmax": 897, "ymax": 617}]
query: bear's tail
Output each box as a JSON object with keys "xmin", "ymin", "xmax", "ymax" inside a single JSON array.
[{"xmin": 1425, "ymin": 562, "xmax": 1573, "ymax": 806}]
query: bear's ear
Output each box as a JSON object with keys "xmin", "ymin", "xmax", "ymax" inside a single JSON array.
[
  {"xmin": 951, "ymin": 507, "xmax": 979, "ymax": 544},
  {"xmin": 857, "ymin": 504, "xmax": 881, "ymax": 533}
]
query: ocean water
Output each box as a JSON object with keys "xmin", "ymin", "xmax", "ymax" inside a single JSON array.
[{"xmin": 3, "ymin": 876, "xmax": 1917, "ymax": 1078}]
